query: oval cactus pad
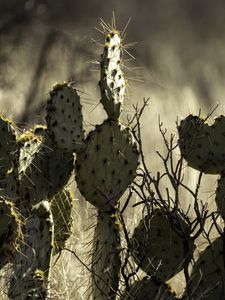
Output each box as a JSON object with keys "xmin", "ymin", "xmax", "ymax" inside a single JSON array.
[
  {"xmin": 46, "ymin": 83, "xmax": 84, "ymax": 153},
  {"xmin": 130, "ymin": 209, "xmax": 194, "ymax": 281},
  {"xmin": 75, "ymin": 120, "xmax": 139, "ymax": 211},
  {"xmin": 178, "ymin": 114, "xmax": 225, "ymax": 174}
]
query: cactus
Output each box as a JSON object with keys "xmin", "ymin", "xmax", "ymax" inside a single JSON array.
[
  {"xmin": 184, "ymin": 236, "xmax": 225, "ymax": 299},
  {"xmin": 46, "ymin": 83, "xmax": 85, "ymax": 153},
  {"xmin": 2, "ymin": 19, "xmax": 222, "ymax": 300},
  {"xmin": 92, "ymin": 211, "xmax": 121, "ymax": 300},
  {"xmin": 17, "ymin": 126, "xmax": 74, "ymax": 207},
  {"xmin": 130, "ymin": 209, "xmax": 194, "ymax": 282},
  {"xmin": 123, "ymin": 277, "xmax": 177, "ymax": 300},
  {"xmin": 75, "ymin": 120, "xmax": 139, "ymax": 212},
  {"xmin": 9, "ymin": 200, "xmax": 54, "ymax": 299},
  {"xmin": 99, "ymin": 29, "xmax": 126, "ymax": 120},
  {"xmin": 51, "ymin": 188, "xmax": 74, "ymax": 254},
  {"xmin": 178, "ymin": 114, "xmax": 225, "ymax": 174}
]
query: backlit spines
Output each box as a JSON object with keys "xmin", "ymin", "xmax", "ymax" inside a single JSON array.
[{"xmin": 99, "ymin": 30, "xmax": 126, "ymax": 120}]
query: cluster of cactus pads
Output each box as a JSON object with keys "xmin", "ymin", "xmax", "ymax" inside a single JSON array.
[
  {"xmin": 1, "ymin": 21, "xmax": 225, "ymax": 300},
  {"xmin": 0, "ymin": 25, "xmax": 140, "ymax": 299},
  {"xmin": 178, "ymin": 114, "xmax": 225, "ymax": 299}
]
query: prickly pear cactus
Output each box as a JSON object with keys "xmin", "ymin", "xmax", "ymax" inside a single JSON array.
[
  {"xmin": 130, "ymin": 209, "xmax": 194, "ymax": 281},
  {"xmin": 123, "ymin": 277, "xmax": 177, "ymax": 300},
  {"xmin": 17, "ymin": 126, "xmax": 73, "ymax": 207},
  {"xmin": 75, "ymin": 120, "xmax": 139, "ymax": 211},
  {"xmin": 0, "ymin": 116, "xmax": 17, "ymax": 180},
  {"xmin": 51, "ymin": 188, "xmax": 74, "ymax": 254},
  {"xmin": 46, "ymin": 83, "xmax": 84, "ymax": 153},
  {"xmin": 99, "ymin": 30, "xmax": 126, "ymax": 120},
  {"xmin": 178, "ymin": 114, "xmax": 225, "ymax": 174},
  {"xmin": 9, "ymin": 200, "xmax": 54, "ymax": 300},
  {"xmin": 0, "ymin": 197, "xmax": 22, "ymax": 268},
  {"xmin": 185, "ymin": 236, "xmax": 225, "ymax": 299},
  {"xmin": 92, "ymin": 211, "xmax": 121, "ymax": 300}
]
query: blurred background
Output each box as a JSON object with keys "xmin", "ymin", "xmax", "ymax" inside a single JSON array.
[
  {"xmin": 1, "ymin": 1, "xmax": 225, "ymax": 298},
  {"xmin": 1, "ymin": 0, "xmax": 225, "ymax": 158}
]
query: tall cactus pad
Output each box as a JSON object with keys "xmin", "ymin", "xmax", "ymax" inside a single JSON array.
[
  {"xmin": 123, "ymin": 277, "xmax": 177, "ymax": 300},
  {"xmin": 75, "ymin": 120, "xmax": 139, "ymax": 211},
  {"xmin": 178, "ymin": 114, "xmax": 225, "ymax": 174},
  {"xmin": 0, "ymin": 116, "xmax": 17, "ymax": 179},
  {"xmin": 99, "ymin": 30, "xmax": 126, "ymax": 120},
  {"xmin": 17, "ymin": 127, "xmax": 73, "ymax": 206},
  {"xmin": 51, "ymin": 189, "xmax": 74, "ymax": 254},
  {"xmin": 130, "ymin": 209, "xmax": 194, "ymax": 281},
  {"xmin": 46, "ymin": 83, "xmax": 84, "ymax": 153},
  {"xmin": 92, "ymin": 211, "xmax": 121, "ymax": 300},
  {"xmin": 9, "ymin": 200, "xmax": 54, "ymax": 300},
  {"xmin": 186, "ymin": 237, "xmax": 225, "ymax": 299},
  {"xmin": 215, "ymin": 173, "xmax": 225, "ymax": 219},
  {"xmin": 0, "ymin": 197, "xmax": 22, "ymax": 268}
]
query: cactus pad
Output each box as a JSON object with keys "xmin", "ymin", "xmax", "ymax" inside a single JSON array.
[
  {"xmin": 99, "ymin": 30, "xmax": 126, "ymax": 120},
  {"xmin": 92, "ymin": 211, "xmax": 121, "ymax": 300},
  {"xmin": 51, "ymin": 188, "xmax": 74, "ymax": 254},
  {"xmin": 123, "ymin": 277, "xmax": 177, "ymax": 300},
  {"xmin": 0, "ymin": 116, "xmax": 17, "ymax": 180},
  {"xmin": 130, "ymin": 209, "xmax": 194, "ymax": 281},
  {"xmin": 9, "ymin": 200, "xmax": 53, "ymax": 299},
  {"xmin": 75, "ymin": 120, "xmax": 139, "ymax": 211},
  {"xmin": 46, "ymin": 83, "xmax": 84, "ymax": 153},
  {"xmin": 186, "ymin": 236, "xmax": 225, "ymax": 299},
  {"xmin": 17, "ymin": 127, "xmax": 73, "ymax": 206},
  {"xmin": 178, "ymin": 114, "xmax": 225, "ymax": 174}
]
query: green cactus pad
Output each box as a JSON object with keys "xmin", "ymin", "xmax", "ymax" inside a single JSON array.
[
  {"xmin": 9, "ymin": 200, "xmax": 53, "ymax": 299},
  {"xmin": 123, "ymin": 277, "xmax": 177, "ymax": 300},
  {"xmin": 92, "ymin": 211, "xmax": 121, "ymax": 300},
  {"xmin": 75, "ymin": 120, "xmax": 139, "ymax": 211},
  {"xmin": 0, "ymin": 116, "xmax": 17, "ymax": 180},
  {"xmin": 0, "ymin": 197, "xmax": 22, "ymax": 268},
  {"xmin": 186, "ymin": 236, "xmax": 225, "ymax": 299},
  {"xmin": 17, "ymin": 127, "xmax": 73, "ymax": 206},
  {"xmin": 51, "ymin": 189, "xmax": 74, "ymax": 254},
  {"xmin": 178, "ymin": 114, "xmax": 225, "ymax": 174},
  {"xmin": 46, "ymin": 83, "xmax": 84, "ymax": 153},
  {"xmin": 99, "ymin": 30, "xmax": 126, "ymax": 120},
  {"xmin": 130, "ymin": 209, "xmax": 194, "ymax": 281}
]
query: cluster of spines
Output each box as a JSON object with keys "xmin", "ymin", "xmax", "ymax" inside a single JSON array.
[{"xmin": 99, "ymin": 29, "xmax": 126, "ymax": 120}]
